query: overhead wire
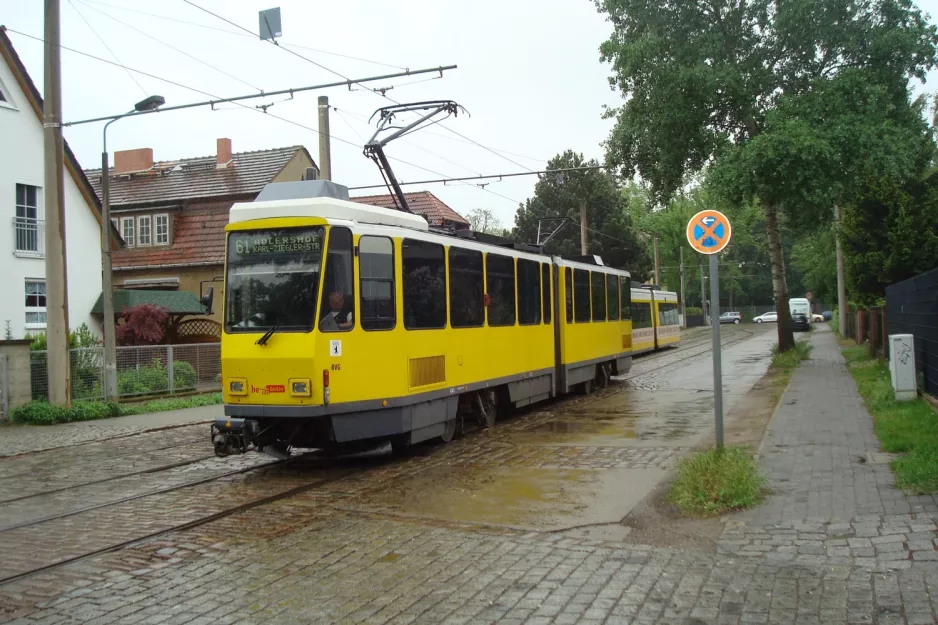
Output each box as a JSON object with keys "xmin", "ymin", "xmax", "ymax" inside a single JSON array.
[
  {"xmin": 5, "ymin": 26, "xmax": 521, "ymax": 205},
  {"xmin": 66, "ymin": 0, "xmax": 148, "ymax": 97},
  {"xmin": 79, "ymin": 0, "xmax": 409, "ymax": 70},
  {"xmin": 180, "ymin": 0, "xmax": 539, "ymax": 198},
  {"xmin": 77, "ymin": 0, "xmax": 263, "ymax": 92}
]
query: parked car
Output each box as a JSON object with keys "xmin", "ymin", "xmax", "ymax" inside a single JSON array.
[
  {"xmin": 812, "ymin": 313, "xmax": 824, "ymax": 322},
  {"xmin": 792, "ymin": 311, "xmax": 811, "ymax": 331},
  {"xmin": 753, "ymin": 311, "xmax": 778, "ymax": 323},
  {"xmin": 719, "ymin": 312, "xmax": 742, "ymax": 324}
]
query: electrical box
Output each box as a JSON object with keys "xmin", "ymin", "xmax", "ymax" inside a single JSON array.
[{"xmin": 888, "ymin": 334, "xmax": 917, "ymax": 401}]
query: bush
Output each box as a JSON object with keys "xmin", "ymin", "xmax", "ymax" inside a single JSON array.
[
  {"xmin": 669, "ymin": 447, "xmax": 767, "ymax": 516},
  {"xmin": 118, "ymin": 359, "xmax": 200, "ymax": 396},
  {"xmin": 685, "ymin": 306, "xmax": 704, "ymax": 316},
  {"xmin": 11, "ymin": 400, "xmax": 120, "ymax": 425}
]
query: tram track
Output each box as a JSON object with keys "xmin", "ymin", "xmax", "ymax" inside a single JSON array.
[
  {"xmin": 0, "ymin": 325, "xmax": 766, "ymax": 588},
  {"xmin": 0, "ymin": 463, "xmax": 356, "ymax": 587}
]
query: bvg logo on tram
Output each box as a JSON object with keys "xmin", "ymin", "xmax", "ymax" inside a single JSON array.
[{"xmin": 250, "ymin": 384, "xmax": 285, "ymax": 395}]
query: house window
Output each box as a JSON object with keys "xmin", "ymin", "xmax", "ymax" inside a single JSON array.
[
  {"xmin": 14, "ymin": 184, "xmax": 41, "ymax": 253},
  {"xmin": 25, "ymin": 280, "xmax": 46, "ymax": 328},
  {"xmin": 155, "ymin": 214, "xmax": 169, "ymax": 245},
  {"xmin": 137, "ymin": 215, "xmax": 151, "ymax": 246},
  {"xmin": 121, "ymin": 217, "xmax": 135, "ymax": 247}
]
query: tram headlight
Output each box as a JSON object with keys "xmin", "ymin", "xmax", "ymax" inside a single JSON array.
[
  {"xmin": 290, "ymin": 379, "xmax": 311, "ymax": 397},
  {"xmin": 228, "ymin": 379, "xmax": 247, "ymax": 395}
]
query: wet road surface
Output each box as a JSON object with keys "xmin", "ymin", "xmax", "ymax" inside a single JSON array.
[{"xmin": 0, "ymin": 324, "xmax": 782, "ymax": 622}]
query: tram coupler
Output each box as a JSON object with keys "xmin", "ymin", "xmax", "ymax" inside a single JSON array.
[{"xmin": 211, "ymin": 418, "xmax": 259, "ymax": 457}]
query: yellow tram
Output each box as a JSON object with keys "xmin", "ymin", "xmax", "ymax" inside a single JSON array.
[
  {"xmin": 630, "ymin": 287, "xmax": 682, "ymax": 355},
  {"xmin": 213, "ymin": 181, "xmax": 673, "ymax": 457}
]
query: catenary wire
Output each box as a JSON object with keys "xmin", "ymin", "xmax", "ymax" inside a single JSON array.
[
  {"xmin": 66, "ymin": 0, "xmax": 148, "ymax": 97},
  {"xmin": 79, "ymin": 0, "xmax": 409, "ymax": 70},
  {"xmin": 181, "ymin": 1, "xmax": 543, "ymax": 179},
  {"xmin": 4, "ymin": 28, "xmax": 521, "ymax": 205},
  {"xmin": 78, "ymin": 0, "xmax": 263, "ymax": 92}
]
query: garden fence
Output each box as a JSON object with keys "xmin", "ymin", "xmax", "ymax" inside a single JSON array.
[
  {"xmin": 31, "ymin": 342, "xmax": 221, "ymax": 402},
  {"xmin": 886, "ymin": 267, "xmax": 938, "ymax": 396}
]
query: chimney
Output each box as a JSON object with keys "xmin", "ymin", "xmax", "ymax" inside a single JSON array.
[
  {"xmin": 113, "ymin": 148, "xmax": 153, "ymax": 174},
  {"xmin": 216, "ymin": 138, "xmax": 232, "ymax": 168}
]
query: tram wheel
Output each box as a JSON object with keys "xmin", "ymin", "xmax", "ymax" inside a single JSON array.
[
  {"xmin": 582, "ymin": 379, "xmax": 594, "ymax": 395},
  {"xmin": 440, "ymin": 417, "xmax": 458, "ymax": 443}
]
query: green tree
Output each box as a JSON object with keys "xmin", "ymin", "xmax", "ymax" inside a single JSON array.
[
  {"xmin": 513, "ymin": 151, "xmax": 652, "ymax": 277},
  {"xmin": 597, "ymin": 0, "xmax": 937, "ymax": 350},
  {"xmin": 465, "ymin": 208, "xmax": 507, "ymax": 235},
  {"xmin": 841, "ymin": 171, "xmax": 938, "ymax": 303}
]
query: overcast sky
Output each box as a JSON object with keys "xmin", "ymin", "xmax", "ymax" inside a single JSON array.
[
  {"xmin": 2, "ymin": 0, "xmax": 627, "ymax": 229},
  {"xmin": 2, "ymin": 0, "xmax": 937, "ymax": 230}
]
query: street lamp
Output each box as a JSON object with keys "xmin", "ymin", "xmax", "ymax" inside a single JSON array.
[{"xmin": 100, "ymin": 95, "xmax": 165, "ymax": 399}]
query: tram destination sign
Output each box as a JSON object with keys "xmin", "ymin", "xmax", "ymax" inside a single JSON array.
[{"xmin": 229, "ymin": 228, "xmax": 323, "ymax": 261}]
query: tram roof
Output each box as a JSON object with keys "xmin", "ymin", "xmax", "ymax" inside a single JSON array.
[{"xmin": 229, "ymin": 196, "xmax": 431, "ymax": 232}]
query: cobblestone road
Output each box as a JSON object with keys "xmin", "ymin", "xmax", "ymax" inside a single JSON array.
[{"xmin": 4, "ymin": 326, "xmax": 937, "ymax": 624}]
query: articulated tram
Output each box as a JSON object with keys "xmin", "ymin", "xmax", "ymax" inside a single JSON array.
[{"xmin": 213, "ymin": 181, "xmax": 679, "ymax": 457}]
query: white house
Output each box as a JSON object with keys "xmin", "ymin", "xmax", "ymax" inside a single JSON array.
[{"xmin": 0, "ymin": 27, "xmax": 119, "ymax": 339}]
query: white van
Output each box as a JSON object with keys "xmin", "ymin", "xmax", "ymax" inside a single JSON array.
[{"xmin": 789, "ymin": 297, "xmax": 811, "ymax": 331}]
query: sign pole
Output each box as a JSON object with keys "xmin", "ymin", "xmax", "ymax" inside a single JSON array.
[
  {"xmin": 709, "ymin": 253, "xmax": 723, "ymax": 449},
  {"xmin": 686, "ymin": 208, "xmax": 731, "ymax": 452}
]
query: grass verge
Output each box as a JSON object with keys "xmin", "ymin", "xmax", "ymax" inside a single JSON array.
[
  {"xmin": 771, "ymin": 340, "xmax": 813, "ymax": 371},
  {"xmin": 668, "ymin": 447, "xmax": 767, "ymax": 516},
  {"xmin": 842, "ymin": 345, "xmax": 938, "ymax": 493},
  {"xmin": 9, "ymin": 393, "xmax": 222, "ymax": 425}
]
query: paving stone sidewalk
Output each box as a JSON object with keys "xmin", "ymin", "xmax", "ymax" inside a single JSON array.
[
  {"xmin": 718, "ymin": 326, "xmax": 938, "ymax": 579},
  {"xmin": 0, "ymin": 404, "xmax": 221, "ymax": 458}
]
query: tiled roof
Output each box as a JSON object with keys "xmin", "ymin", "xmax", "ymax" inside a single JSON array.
[
  {"xmin": 91, "ymin": 289, "xmax": 205, "ymax": 315},
  {"xmin": 113, "ymin": 190, "xmax": 468, "ymax": 270},
  {"xmin": 112, "ymin": 207, "xmax": 228, "ymax": 269},
  {"xmin": 352, "ymin": 191, "xmax": 469, "ymax": 228},
  {"xmin": 85, "ymin": 146, "xmax": 310, "ymax": 208}
]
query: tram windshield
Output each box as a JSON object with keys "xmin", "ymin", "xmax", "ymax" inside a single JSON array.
[{"xmin": 225, "ymin": 227, "xmax": 324, "ymax": 333}]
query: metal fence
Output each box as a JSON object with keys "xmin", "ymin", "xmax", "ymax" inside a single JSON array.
[
  {"xmin": 886, "ymin": 267, "xmax": 938, "ymax": 396},
  {"xmin": 31, "ymin": 343, "xmax": 221, "ymax": 402}
]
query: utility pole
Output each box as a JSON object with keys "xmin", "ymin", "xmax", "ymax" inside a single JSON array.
[
  {"xmin": 317, "ymin": 95, "xmax": 332, "ymax": 181},
  {"xmin": 579, "ymin": 201, "xmax": 588, "ymax": 255},
  {"xmin": 653, "ymin": 236, "xmax": 660, "ymax": 285},
  {"xmin": 679, "ymin": 246, "xmax": 686, "ymax": 327},
  {"xmin": 43, "ymin": 0, "xmax": 70, "ymax": 407},
  {"xmin": 700, "ymin": 265, "xmax": 708, "ymax": 324},
  {"xmin": 834, "ymin": 203, "xmax": 847, "ymax": 334}
]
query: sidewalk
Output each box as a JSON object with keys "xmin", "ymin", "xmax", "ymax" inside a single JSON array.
[
  {"xmin": 720, "ymin": 325, "xmax": 938, "ymax": 579},
  {"xmin": 0, "ymin": 403, "xmax": 221, "ymax": 457}
]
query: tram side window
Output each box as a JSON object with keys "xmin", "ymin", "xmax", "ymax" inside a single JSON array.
[
  {"xmin": 517, "ymin": 259, "xmax": 541, "ymax": 325},
  {"xmin": 449, "ymin": 247, "xmax": 484, "ymax": 328},
  {"xmin": 542, "ymin": 263, "xmax": 552, "ymax": 325},
  {"xmin": 620, "ymin": 277, "xmax": 631, "ymax": 320},
  {"xmin": 633, "ymin": 301, "xmax": 653, "ymax": 329},
  {"xmin": 591, "ymin": 272, "xmax": 606, "ymax": 322},
  {"xmin": 359, "ymin": 236, "xmax": 395, "ymax": 331},
  {"xmin": 574, "ymin": 269, "xmax": 591, "ymax": 323},
  {"xmin": 402, "ymin": 239, "xmax": 447, "ymax": 329},
  {"xmin": 487, "ymin": 254, "xmax": 516, "ymax": 326},
  {"xmin": 319, "ymin": 227, "xmax": 355, "ymax": 333},
  {"xmin": 565, "ymin": 267, "xmax": 573, "ymax": 323},
  {"xmin": 607, "ymin": 274, "xmax": 619, "ymax": 321},
  {"xmin": 659, "ymin": 303, "xmax": 679, "ymax": 326}
]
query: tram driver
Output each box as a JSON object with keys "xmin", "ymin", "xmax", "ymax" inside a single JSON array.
[{"xmin": 319, "ymin": 290, "xmax": 353, "ymax": 331}]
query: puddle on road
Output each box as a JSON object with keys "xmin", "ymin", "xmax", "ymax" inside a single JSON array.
[{"xmin": 349, "ymin": 464, "xmax": 595, "ymax": 530}]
